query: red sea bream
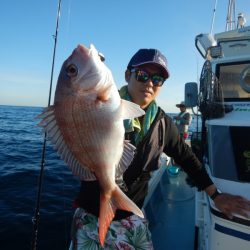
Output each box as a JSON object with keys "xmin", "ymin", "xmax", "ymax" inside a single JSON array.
[{"xmin": 38, "ymin": 44, "xmax": 145, "ymax": 246}]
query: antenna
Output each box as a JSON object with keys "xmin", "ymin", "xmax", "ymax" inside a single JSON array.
[
  {"xmin": 210, "ymin": 0, "xmax": 218, "ymax": 34},
  {"xmin": 226, "ymin": 0, "xmax": 236, "ymax": 31}
]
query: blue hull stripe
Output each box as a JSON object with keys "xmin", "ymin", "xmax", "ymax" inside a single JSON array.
[{"xmin": 214, "ymin": 223, "xmax": 250, "ymax": 241}]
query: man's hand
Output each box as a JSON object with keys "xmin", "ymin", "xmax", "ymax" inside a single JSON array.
[{"xmin": 213, "ymin": 193, "xmax": 250, "ymax": 219}]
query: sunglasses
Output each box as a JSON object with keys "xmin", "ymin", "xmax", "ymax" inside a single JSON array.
[{"xmin": 130, "ymin": 68, "xmax": 165, "ymax": 86}]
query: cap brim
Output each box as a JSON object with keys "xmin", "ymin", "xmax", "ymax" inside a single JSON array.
[
  {"xmin": 176, "ymin": 104, "xmax": 186, "ymax": 107},
  {"xmin": 131, "ymin": 62, "xmax": 170, "ymax": 79}
]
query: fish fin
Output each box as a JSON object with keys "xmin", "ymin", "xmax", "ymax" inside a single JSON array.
[
  {"xmin": 37, "ymin": 107, "xmax": 96, "ymax": 181},
  {"xmin": 99, "ymin": 192, "xmax": 116, "ymax": 247},
  {"xmin": 115, "ymin": 140, "xmax": 136, "ymax": 178},
  {"xmin": 99, "ymin": 186, "xmax": 144, "ymax": 246},
  {"xmin": 110, "ymin": 186, "xmax": 144, "ymax": 217},
  {"xmin": 37, "ymin": 107, "xmax": 57, "ymax": 131},
  {"xmin": 120, "ymin": 99, "xmax": 145, "ymax": 119},
  {"xmin": 36, "ymin": 106, "xmax": 55, "ymax": 119},
  {"xmin": 56, "ymin": 142, "xmax": 96, "ymax": 180},
  {"xmin": 69, "ymin": 158, "xmax": 96, "ymax": 180}
]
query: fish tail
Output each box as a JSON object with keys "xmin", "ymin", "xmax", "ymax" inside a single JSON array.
[{"xmin": 98, "ymin": 185, "xmax": 144, "ymax": 246}]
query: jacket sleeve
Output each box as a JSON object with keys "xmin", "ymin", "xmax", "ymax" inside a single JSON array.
[{"xmin": 163, "ymin": 115, "xmax": 213, "ymax": 190}]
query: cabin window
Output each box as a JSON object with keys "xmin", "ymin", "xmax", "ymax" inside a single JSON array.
[{"xmin": 217, "ymin": 62, "xmax": 250, "ymax": 101}]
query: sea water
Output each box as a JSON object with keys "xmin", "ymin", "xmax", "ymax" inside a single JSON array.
[
  {"xmin": 0, "ymin": 105, "xmax": 79, "ymax": 250},
  {"xmin": 0, "ymin": 105, "xmax": 201, "ymax": 250}
]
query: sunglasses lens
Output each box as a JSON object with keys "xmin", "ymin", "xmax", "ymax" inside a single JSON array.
[
  {"xmin": 136, "ymin": 70, "xmax": 149, "ymax": 83},
  {"xmin": 151, "ymin": 75, "xmax": 164, "ymax": 86}
]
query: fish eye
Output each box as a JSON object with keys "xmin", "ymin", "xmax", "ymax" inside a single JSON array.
[{"xmin": 66, "ymin": 64, "xmax": 78, "ymax": 77}]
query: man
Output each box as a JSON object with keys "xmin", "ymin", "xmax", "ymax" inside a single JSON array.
[
  {"xmin": 70, "ymin": 48, "xmax": 250, "ymax": 250},
  {"xmin": 174, "ymin": 101, "xmax": 192, "ymax": 140}
]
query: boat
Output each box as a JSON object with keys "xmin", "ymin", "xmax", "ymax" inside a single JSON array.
[{"xmin": 143, "ymin": 1, "xmax": 250, "ymax": 249}]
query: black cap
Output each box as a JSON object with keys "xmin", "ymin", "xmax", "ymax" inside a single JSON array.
[{"xmin": 127, "ymin": 48, "xmax": 170, "ymax": 79}]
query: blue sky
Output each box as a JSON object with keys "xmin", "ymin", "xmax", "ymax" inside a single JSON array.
[{"xmin": 1, "ymin": 0, "xmax": 250, "ymax": 112}]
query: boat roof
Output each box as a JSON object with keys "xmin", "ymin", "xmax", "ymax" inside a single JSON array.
[{"xmin": 214, "ymin": 26, "xmax": 250, "ymax": 43}]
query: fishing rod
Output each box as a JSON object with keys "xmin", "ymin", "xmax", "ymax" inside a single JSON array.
[{"xmin": 31, "ymin": 0, "xmax": 62, "ymax": 249}]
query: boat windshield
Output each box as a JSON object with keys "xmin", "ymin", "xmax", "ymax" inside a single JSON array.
[{"xmin": 217, "ymin": 62, "xmax": 250, "ymax": 101}]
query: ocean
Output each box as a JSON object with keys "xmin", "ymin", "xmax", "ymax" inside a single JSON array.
[{"xmin": 0, "ymin": 105, "xmax": 201, "ymax": 250}]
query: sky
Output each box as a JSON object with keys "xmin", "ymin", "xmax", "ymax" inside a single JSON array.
[{"xmin": 1, "ymin": 0, "xmax": 250, "ymax": 113}]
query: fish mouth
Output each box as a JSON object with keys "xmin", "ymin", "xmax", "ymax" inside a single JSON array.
[
  {"xmin": 75, "ymin": 44, "xmax": 90, "ymax": 56},
  {"xmin": 80, "ymin": 44, "xmax": 97, "ymax": 54}
]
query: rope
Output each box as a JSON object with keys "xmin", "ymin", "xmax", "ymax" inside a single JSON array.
[{"xmin": 31, "ymin": 0, "xmax": 62, "ymax": 249}]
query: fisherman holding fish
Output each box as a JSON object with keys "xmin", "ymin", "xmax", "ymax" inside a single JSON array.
[{"xmin": 39, "ymin": 45, "xmax": 250, "ymax": 249}]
